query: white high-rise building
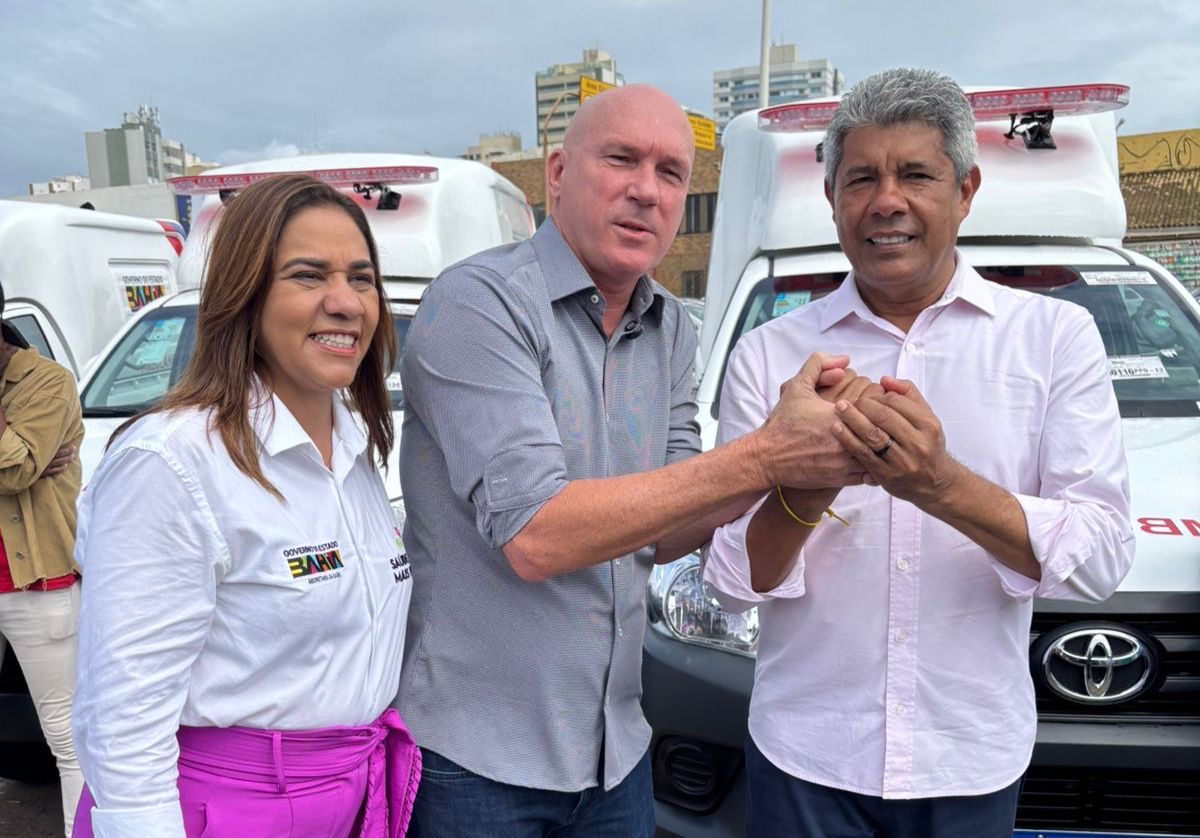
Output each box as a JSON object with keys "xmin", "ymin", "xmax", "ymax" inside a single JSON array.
[
  {"xmin": 535, "ymin": 48, "xmax": 623, "ymax": 151},
  {"xmin": 712, "ymin": 44, "xmax": 844, "ymax": 131},
  {"xmin": 85, "ymin": 104, "xmax": 189, "ymax": 187}
]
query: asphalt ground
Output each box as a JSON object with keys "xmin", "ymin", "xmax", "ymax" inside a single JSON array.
[{"xmin": 0, "ymin": 777, "xmax": 61, "ymax": 837}]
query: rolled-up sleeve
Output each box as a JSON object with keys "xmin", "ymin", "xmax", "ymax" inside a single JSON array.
[
  {"xmin": 73, "ymin": 446, "xmax": 229, "ymax": 838},
  {"xmin": 401, "ymin": 265, "xmax": 568, "ymax": 549},
  {"xmin": 702, "ymin": 334, "xmax": 807, "ymax": 612},
  {"xmin": 992, "ymin": 308, "xmax": 1135, "ymax": 601}
]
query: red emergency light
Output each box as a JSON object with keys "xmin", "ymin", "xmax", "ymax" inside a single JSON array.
[
  {"xmin": 758, "ymin": 83, "xmax": 1129, "ymax": 134},
  {"xmin": 758, "ymin": 101, "xmax": 841, "ymax": 132},
  {"xmin": 967, "ymin": 84, "xmax": 1129, "ymax": 121},
  {"xmin": 168, "ymin": 165, "xmax": 439, "ymax": 195}
]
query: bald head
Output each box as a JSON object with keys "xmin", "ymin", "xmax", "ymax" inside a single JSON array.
[
  {"xmin": 564, "ymin": 84, "xmax": 694, "ymax": 160},
  {"xmin": 547, "ymin": 83, "xmax": 695, "ymax": 295}
]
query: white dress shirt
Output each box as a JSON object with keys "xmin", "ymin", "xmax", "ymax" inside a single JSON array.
[
  {"xmin": 73, "ymin": 391, "xmax": 413, "ymax": 837},
  {"xmin": 704, "ymin": 258, "xmax": 1134, "ymax": 799}
]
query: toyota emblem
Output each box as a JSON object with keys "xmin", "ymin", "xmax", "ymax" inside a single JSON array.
[{"xmin": 1039, "ymin": 625, "xmax": 1156, "ymax": 705}]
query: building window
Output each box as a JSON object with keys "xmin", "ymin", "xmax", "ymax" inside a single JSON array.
[
  {"xmin": 681, "ymin": 192, "xmax": 716, "ymax": 235},
  {"xmin": 681, "ymin": 270, "xmax": 706, "ymax": 298}
]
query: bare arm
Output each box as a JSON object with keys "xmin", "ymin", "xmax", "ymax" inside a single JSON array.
[
  {"xmin": 833, "ymin": 377, "xmax": 1039, "ymax": 580},
  {"xmin": 744, "ymin": 486, "xmax": 839, "ymax": 592},
  {"xmin": 742, "ymin": 372, "xmax": 883, "ymax": 591},
  {"xmin": 652, "ymin": 490, "xmax": 763, "ymax": 564},
  {"xmin": 503, "ymin": 354, "xmax": 866, "ymax": 581}
]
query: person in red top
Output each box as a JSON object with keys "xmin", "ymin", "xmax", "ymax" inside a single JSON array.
[{"xmin": 0, "ymin": 280, "xmax": 85, "ymax": 838}]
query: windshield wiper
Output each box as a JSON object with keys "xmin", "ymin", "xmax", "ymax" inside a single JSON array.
[{"xmin": 81, "ymin": 406, "xmax": 141, "ymax": 418}]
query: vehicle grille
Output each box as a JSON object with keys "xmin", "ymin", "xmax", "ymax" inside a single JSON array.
[
  {"xmin": 1031, "ymin": 613, "xmax": 1200, "ymax": 721},
  {"xmin": 1016, "ymin": 766, "xmax": 1200, "ymax": 834}
]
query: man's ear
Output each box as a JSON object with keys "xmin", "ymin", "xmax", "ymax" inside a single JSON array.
[
  {"xmin": 546, "ymin": 148, "xmax": 567, "ymax": 201},
  {"xmin": 959, "ymin": 165, "xmax": 982, "ymax": 221}
]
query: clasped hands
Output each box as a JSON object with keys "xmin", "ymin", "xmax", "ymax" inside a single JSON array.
[{"xmin": 760, "ymin": 353, "xmax": 962, "ymax": 510}]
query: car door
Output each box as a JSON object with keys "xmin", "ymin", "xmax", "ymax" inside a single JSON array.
[{"xmin": 3, "ymin": 303, "xmax": 76, "ymax": 378}]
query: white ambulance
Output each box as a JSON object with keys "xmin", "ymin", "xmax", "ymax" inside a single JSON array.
[
  {"xmin": 643, "ymin": 85, "xmax": 1200, "ymax": 837},
  {"xmin": 0, "ymin": 200, "xmax": 185, "ymax": 378},
  {"xmin": 76, "ymin": 153, "xmax": 534, "ymax": 514}
]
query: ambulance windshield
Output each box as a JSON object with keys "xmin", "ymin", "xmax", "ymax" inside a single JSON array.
[{"xmin": 726, "ymin": 265, "xmax": 1200, "ymax": 418}]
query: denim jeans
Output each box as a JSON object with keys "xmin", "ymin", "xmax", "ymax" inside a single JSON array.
[
  {"xmin": 745, "ymin": 736, "xmax": 1022, "ymax": 838},
  {"xmin": 408, "ymin": 747, "xmax": 654, "ymax": 838}
]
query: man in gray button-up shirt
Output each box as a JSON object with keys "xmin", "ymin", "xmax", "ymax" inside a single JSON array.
[{"xmin": 397, "ymin": 84, "xmax": 867, "ymax": 837}]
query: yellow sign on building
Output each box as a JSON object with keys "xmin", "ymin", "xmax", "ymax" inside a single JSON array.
[
  {"xmin": 579, "ymin": 76, "xmax": 615, "ymax": 103},
  {"xmin": 688, "ymin": 114, "xmax": 717, "ymax": 151},
  {"xmin": 577, "ymin": 79, "xmax": 717, "ymax": 151},
  {"xmin": 1118, "ymin": 128, "xmax": 1200, "ymax": 174}
]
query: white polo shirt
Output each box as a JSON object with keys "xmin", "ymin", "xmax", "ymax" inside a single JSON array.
[{"xmin": 73, "ymin": 391, "xmax": 412, "ymax": 837}]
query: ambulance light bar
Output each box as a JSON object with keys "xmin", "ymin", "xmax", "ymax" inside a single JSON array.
[
  {"xmin": 966, "ymin": 84, "xmax": 1129, "ymax": 121},
  {"xmin": 169, "ymin": 165, "xmax": 439, "ymax": 196},
  {"xmin": 758, "ymin": 84, "xmax": 1129, "ymax": 133},
  {"xmin": 757, "ymin": 101, "xmax": 841, "ymax": 132}
]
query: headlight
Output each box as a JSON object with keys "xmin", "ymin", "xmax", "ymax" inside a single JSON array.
[
  {"xmin": 648, "ymin": 553, "xmax": 759, "ymax": 657},
  {"xmin": 389, "ymin": 496, "xmax": 406, "ymax": 532}
]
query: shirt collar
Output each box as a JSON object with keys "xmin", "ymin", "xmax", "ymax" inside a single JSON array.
[
  {"xmin": 247, "ymin": 376, "xmax": 368, "ymax": 463},
  {"xmin": 818, "ymin": 251, "xmax": 997, "ymax": 332},
  {"xmin": 1, "ymin": 347, "xmax": 39, "ymax": 387},
  {"xmin": 530, "ymin": 217, "xmax": 665, "ymax": 316}
]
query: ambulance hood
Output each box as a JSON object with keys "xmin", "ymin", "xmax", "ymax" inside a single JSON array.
[{"xmin": 1120, "ymin": 417, "xmax": 1200, "ymax": 593}]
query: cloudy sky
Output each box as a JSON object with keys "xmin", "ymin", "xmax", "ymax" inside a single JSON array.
[{"xmin": 2, "ymin": 0, "xmax": 1198, "ymax": 196}]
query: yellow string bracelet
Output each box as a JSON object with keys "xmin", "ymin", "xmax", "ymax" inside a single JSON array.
[{"xmin": 775, "ymin": 485, "xmax": 850, "ymax": 528}]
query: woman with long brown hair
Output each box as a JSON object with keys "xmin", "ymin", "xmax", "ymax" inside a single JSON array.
[{"xmin": 70, "ymin": 174, "xmax": 420, "ymax": 837}]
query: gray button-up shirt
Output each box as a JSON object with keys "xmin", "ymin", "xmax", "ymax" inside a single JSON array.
[{"xmin": 395, "ymin": 219, "xmax": 700, "ymax": 791}]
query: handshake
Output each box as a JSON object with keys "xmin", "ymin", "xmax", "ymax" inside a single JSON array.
[{"xmin": 753, "ymin": 353, "xmax": 958, "ymax": 509}]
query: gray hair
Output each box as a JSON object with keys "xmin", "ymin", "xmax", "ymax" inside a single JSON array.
[{"xmin": 823, "ymin": 67, "xmax": 977, "ymax": 187}]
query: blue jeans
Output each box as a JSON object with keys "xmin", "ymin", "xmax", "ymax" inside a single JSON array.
[
  {"xmin": 408, "ymin": 748, "xmax": 655, "ymax": 838},
  {"xmin": 745, "ymin": 736, "xmax": 1022, "ymax": 838}
]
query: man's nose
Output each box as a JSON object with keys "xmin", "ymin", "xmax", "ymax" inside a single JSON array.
[
  {"xmin": 869, "ymin": 176, "xmax": 907, "ymax": 217},
  {"xmin": 626, "ymin": 163, "xmax": 659, "ymax": 206}
]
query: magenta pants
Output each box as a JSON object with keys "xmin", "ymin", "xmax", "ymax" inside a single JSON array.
[{"xmin": 73, "ymin": 708, "xmax": 421, "ymax": 837}]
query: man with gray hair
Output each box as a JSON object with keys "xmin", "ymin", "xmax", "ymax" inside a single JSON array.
[{"xmin": 703, "ymin": 67, "xmax": 1133, "ymax": 836}]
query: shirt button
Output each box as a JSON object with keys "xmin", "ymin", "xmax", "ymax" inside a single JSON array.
[
  {"xmin": 614, "ymin": 558, "xmax": 621, "ymax": 566},
  {"xmin": 9, "ymin": 514, "xmax": 19, "ymax": 523},
  {"xmin": 13, "ymin": 552, "xmax": 24, "ymax": 560},
  {"xmin": 897, "ymin": 557, "xmax": 910, "ymax": 571},
  {"xmin": 894, "ymin": 705, "xmax": 905, "ymax": 716},
  {"xmin": 896, "ymin": 631, "xmax": 907, "ymax": 645},
  {"xmin": 590, "ymin": 294, "xmax": 600, "ymax": 304},
  {"xmin": 904, "ymin": 343, "xmax": 919, "ymax": 354}
]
